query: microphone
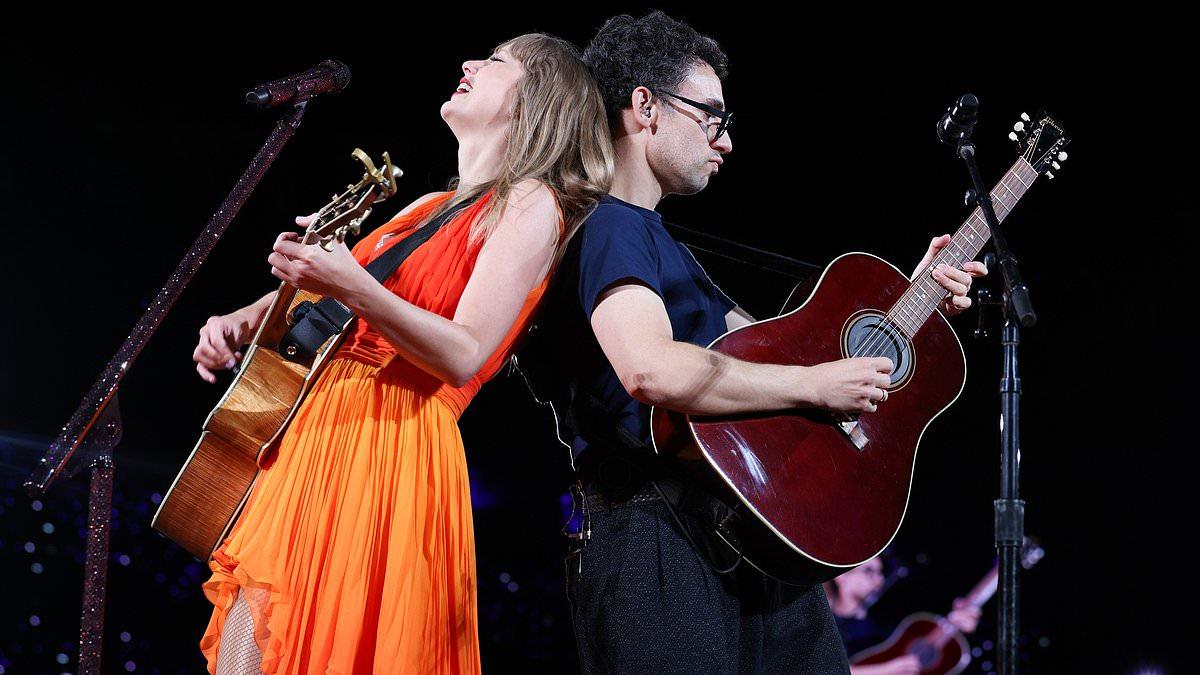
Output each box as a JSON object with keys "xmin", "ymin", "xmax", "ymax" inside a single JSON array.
[
  {"xmin": 245, "ymin": 60, "xmax": 351, "ymax": 108},
  {"xmin": 936, "ymin": 93, "xmax": 978, "ymax": 146}
]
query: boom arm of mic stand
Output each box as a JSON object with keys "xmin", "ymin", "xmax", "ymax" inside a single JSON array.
[
  {"xmin": 958, "ymin": 142, "xmax": 1037, "ymax": 327},
  {"xmin": 26, "ymin": 101, "xmax": 310, "ymax": 497}
]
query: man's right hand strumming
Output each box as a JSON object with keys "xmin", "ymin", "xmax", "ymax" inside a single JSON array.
[
  {"xmin": 594, "ymin": 282, "xmax": 899, "ymax": 417},
  {"xmin": 803, "ymin": 357, "xmax": 895, "ymax": 415}
]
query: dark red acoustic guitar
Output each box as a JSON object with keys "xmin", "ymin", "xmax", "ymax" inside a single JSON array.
[
  {"xmin": 651, "ymin": 112, "xmax": 1069, "ymax": 585},
  {"xmin": 851, "ymin": 539, "xmax": 1045, "ymax": 674}
]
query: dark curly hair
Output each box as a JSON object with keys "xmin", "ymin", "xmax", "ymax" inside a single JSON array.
[{"xmin": 582, "ymin": 10, "xmax": 729, "ymax": 126}]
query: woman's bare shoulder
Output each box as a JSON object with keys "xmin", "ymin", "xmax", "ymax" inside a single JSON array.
[{"xmin": 397, "ymin": 191, "xmax": 453, "ymax": 218}]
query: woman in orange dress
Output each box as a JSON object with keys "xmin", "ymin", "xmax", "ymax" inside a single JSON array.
[{"xmin": 189, "ymin": 34, "xmax": 612, "ymax": 674}]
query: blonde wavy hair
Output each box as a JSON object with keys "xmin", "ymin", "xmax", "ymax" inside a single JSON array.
[{"xmin": 426, "ymin": 33, "xmax": 614, "ymax": 247}]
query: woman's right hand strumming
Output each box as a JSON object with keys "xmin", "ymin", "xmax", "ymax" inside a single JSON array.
[
  {"xmin": 194, "ymin": 290, "xmax": 279, "ymax": 383},
  {"xmin": 194, "ymin": 214, "xmax": 316, "ymax": 383},
  {"xmin": 194, "ymin": 311, "xmax": 253, "ymax": 383}
]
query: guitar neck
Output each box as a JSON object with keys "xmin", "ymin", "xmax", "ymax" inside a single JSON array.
[
  {"xmin": 925, "ymin": 563, "xmax": 999, "ymax": 649},
  {"xmin": 252, "ymin": 280, "xmax": 302, "ymax": 348},
  {"xmin": 887, "ymin": 158, "xmax": 1038, "ymax": 338},
  {"xmin": 964, "ymin": 564, "xmax": 1000, "ymax": 609}
]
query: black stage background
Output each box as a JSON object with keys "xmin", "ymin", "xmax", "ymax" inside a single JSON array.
[{"xmin": 1, "ymin": 6, "xmax": 1191, "ymax": 674}]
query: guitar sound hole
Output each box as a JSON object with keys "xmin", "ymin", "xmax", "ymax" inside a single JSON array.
[
  {"xmin": 844, "ymin": 312, "xmax": 912, "ymax": 387},
  {"xmin": 911, "ymin": 639, "xmax": 938, "ymax": 667}
]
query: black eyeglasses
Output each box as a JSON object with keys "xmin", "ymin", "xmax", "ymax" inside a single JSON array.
[{"xmin": 657, "ymin": 90, "xmax": 734, "ymax": 143}]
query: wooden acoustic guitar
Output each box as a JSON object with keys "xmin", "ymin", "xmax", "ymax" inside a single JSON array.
[
  {"xmin": 152, "ymin": 149, "xmax": 403, "ymax": 559},
  {"xmin": 651, "ymin": 112, "xmax": 1069, "ymax": 585},
  {"xmin": 851, "ymin": 539, "xmax": 1045, "ymax": 674}
]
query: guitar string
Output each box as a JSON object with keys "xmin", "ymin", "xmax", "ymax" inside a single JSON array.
[
  {"xmin": 850, "ymin": 232, "xmax": 978, "ymax": 361},
  {"xmin": 866, "ymin": 160, "xmax": 1032, "ymax": 360},
  {"xmin": 850, "ymin": 164, "xmax": 1026, "ymax": 362},
  {"xmin": 850, "ymin": 225, "xmax": 984, "ymax": 362},
  {"xmin": 847, "ymin": 162, "xmax": 1031, "ymax": 368},
  {"xmin": 850, "ymin": 222, "xmax": 977, "ymax": 360}
]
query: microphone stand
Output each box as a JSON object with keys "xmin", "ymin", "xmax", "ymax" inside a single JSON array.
[
  {"xmin": 25, "ymin": 98, "xmax": 310, "ymax": 675},
  {"xmin": 944, "ymin": 97, "xmax": 1037, "ymax": 675}
]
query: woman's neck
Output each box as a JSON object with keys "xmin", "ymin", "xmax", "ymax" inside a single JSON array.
[{"xmin": 456, "ymin": 132, "xmax": 507, "ymax": 189}]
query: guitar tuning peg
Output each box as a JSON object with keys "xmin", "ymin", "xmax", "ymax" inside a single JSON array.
[
  {"xmin": 1020, "ymin": 112, "xmax": 1031, "ymax": 122},
  {"xmin": 1013, "ymin": 121, "xmax": 1025, "ymax": 132},
  {"xmin": 1008, "ymin": 132, "xmax": 1019, "ymax": 142},
  {"xmin": 1058, "ymin": 151, "xmax": 1068, "ymax": 161},
  {"xmin": 1051, "ymin": 161, "xmax": 1061, "ymax": 170},
  {"xmin": 1045, "ymin": 171, "xmax": 1055, "ymax": 180}
]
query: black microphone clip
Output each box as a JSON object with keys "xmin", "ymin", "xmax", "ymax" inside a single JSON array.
[{"xmin": 936, "ymin": 94, "xmax": 979, "ymax": 146}]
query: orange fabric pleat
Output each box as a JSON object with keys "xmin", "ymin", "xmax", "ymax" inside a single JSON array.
[
  {"xmin": 202, "ymin": 359, "xmax": 479, "ymax": 674},
  {"xmin": 199, "ymin": 189, "xmax": 557, "ymax": 674}
]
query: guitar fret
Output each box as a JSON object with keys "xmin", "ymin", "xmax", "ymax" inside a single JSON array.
[
  {"xmin": 961, "ymin": 220, "xmax": 984, "ymax": 250},
  {"xmin": 971, "ymin": 214, "xmax": 993, "ymax": 239},
  {"xmin": 997, "ymin": 187, "xmax": 1017, "ymax": 210},
  {"xmin": 890, "ymin": 303, "xmax": 915, "ymax": 331},
  {"xmin": 925, "ymin": 277, "xmax": 947, "ymax": 308},
  {"xmin": 996, "ymin": 181, "xmax": 1017, "ymax": 206},
  {"xmin": 947, "ymin": 240, "xmax": 969, "ymax": 263},
  {"xmin": 892, "ymin": 304, "xmax": 919, "ymax": 338},
  {"xmin": 1009, "ymin": 166, "xmax": 1032, "ymax": 189},
  {"xmin": 905, "ymin": 296, "xmax": 927, "ymax": 326},
  {"xmin": 1005, "ymin": 170, "xmax": 1026, "ymax": 192},
  {"xmin": 990, "ymin": 203, "xmax": 1010, "ymax": 222},
  {"xmin": 907, "ymin": 283, "xmax": 936, "ymax": 319},
  {"xmin": 890, "ymin": 158, "xmax": 1035, "ymax": 332}
]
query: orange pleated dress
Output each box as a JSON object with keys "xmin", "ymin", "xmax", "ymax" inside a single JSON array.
[{"xmin": 200, "ymin": 190, "xmax": 554, "ymax": 674}]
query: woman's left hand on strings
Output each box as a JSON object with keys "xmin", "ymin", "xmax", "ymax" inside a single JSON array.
[
  {"xmin": 911, "ymin": 234, "xmax": 989, "ymax": 318},
  {"xmin": 268, "ymin": 223, "xmax": 372, "ymax": 301}
]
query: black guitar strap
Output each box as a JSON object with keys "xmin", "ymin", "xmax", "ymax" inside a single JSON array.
[{"xmin": 279, "ymin": 197, "xmax": 475, "ymax": 362}]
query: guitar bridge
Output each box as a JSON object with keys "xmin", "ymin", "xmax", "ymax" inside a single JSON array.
[{"xmin": 837, "ymin": 417, "xmax": 870, "ymax": 450}]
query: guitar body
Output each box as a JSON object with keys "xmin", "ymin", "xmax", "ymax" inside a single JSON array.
[
  {"xmin": 651, "ymin": 253, "xmax": 966, "ymax": 585},
  {"xmin": 652, "ymin": 113, "xmax": 1070, "ymax": 584},
  {"xmin": 851, "ymin": 613, "xmax": 970, "ymax": 675},
  {"xmin": 152, "ymin": 288, "xmax": 345, "ymax": 559},
  {"xmin": 149, "ymin": 148, "xmax": 405, "ymax": 560}
]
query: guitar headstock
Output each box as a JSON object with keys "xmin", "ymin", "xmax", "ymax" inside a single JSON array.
[
  {"xmin": 306, "ymin": 148, "xmax": 404, "ymax": 249},
  {"xmin": 1009, "ymin": 111, "xmax": 1071, "ymax": 180}
]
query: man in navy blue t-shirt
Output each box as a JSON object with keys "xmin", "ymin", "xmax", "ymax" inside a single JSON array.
[{"xmin": 530, "ymin": 11, "xmax": 987, "ymax": 674}]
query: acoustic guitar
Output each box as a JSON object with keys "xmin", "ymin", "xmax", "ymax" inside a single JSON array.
[
  {"xmin": 851, "ymin": 539, "xmax": 1045, "ymax": 674},
  {"xmin": 152, "ymin": 149, "xmax": 402, "ymax": 559},
  {"xmin": 651, "ymin": 112, "xmax": 1069, "ymax": 585}
]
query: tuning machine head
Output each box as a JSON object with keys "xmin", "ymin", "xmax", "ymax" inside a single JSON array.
[{"xmin": 1009, "ymin": 119, "xmax": 1028, "ymax": 144}]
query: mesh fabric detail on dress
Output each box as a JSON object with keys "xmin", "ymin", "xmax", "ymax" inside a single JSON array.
[{"xmin": 215, "ymin": 588, "xmax": 268, "ymax": 674}]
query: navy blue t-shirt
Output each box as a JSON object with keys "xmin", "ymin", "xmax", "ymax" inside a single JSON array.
[{"xmin": 529, "ymin": 195, "xmax": 736, "ymax": 462}]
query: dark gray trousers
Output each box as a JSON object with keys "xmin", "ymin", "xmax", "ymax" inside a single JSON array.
[{"xmin": 565, "ymin": 498, "xmax": 851, "ymax": 674}]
